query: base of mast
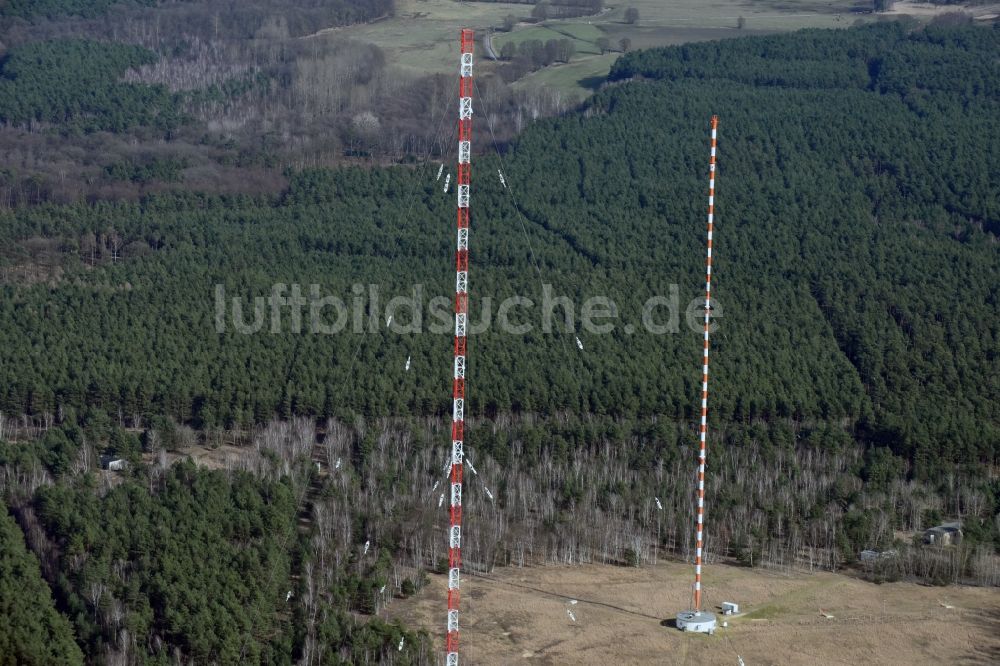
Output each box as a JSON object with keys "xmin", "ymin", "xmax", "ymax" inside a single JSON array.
[{"xmin": 675, "ymin": 610, "xmax": 717, "ymax": 634}]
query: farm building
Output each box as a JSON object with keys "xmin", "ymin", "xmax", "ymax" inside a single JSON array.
[{"xmin": 923, "ymin": 522, "xmax": 962, "ymax": 546}]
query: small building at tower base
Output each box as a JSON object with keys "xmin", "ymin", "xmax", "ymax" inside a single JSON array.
[{"xmin": 675, "ymin": 610, "xmax": 717, "ymax": 634}]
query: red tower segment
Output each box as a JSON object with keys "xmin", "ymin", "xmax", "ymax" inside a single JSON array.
[
  {"xmin": 693, "ymin": 115, "xmax": 718, "ymax": 612},
  {"xmin": 446, "ymin": 27, "xmax": 474, "ymax": 666}
]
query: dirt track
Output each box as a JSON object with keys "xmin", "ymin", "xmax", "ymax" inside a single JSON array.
[{"xmin": 391, "ymin": 561, "xmax": 1000, "ymax": 664}]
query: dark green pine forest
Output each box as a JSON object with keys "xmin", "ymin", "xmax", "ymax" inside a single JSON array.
[
  {"xmin": 0, "ymin": 19, "xmax": 998, "ymax": 664},
  {"xmin": 0, "ymin": 509, "xmax": 82, "ymax": 664},
  {"xmin": 2, "ymin": 22, "xmax": 997, "ymax": 471},
  {"xmin": 0, "ymin": 39, "xmax": 182, "ymax": 133}
]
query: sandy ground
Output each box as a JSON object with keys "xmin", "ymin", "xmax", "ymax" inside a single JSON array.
[{"xmin": 391, "ymin": 561, "xmax": 1000, "ymax": 664}]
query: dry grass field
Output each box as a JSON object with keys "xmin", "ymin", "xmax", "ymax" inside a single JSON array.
[{"xmin": 391, "ymin": 561, "xmax": 1000, "ymax": 664}]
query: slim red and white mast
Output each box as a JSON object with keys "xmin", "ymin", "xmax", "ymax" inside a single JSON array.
[
  {"xmin": 446, "ymin": 28, "xmax": 474, "ymax": 666},
  {"xmin": 692, "ymin": 115, "xmax": 718, "ymax": 612}
]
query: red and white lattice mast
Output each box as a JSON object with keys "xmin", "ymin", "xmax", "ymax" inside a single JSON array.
[
  {"xmin": 446, "ymin": 28, "xmax": 474, "ymax": 666},
  {"xmin": 676, "ymin": 115, "xmax": 719, "ymax": 635}
]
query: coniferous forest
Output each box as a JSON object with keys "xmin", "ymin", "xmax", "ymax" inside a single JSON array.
[{"xmin": 0, "ymin": 19, "xmax": 998, "ymax": 664}]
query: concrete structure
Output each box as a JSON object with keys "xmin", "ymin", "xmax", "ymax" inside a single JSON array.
[
  {"xmin": 100, "ymin": 455, "xmax": 128, "ymax": 471},
  {"xmin": 924, "ymin": 522, "xmax": 962, "ymax": 546},
  {"xmin": 721, "ymin": 601, "xmax": 739, "ymax": 615},
  {"xmin": 676, "ymin": 610, "xmax": 717, "ymax": 634}
]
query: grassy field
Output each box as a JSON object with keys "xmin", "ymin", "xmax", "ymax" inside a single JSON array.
[
  {"xmin": 501, "ymin": 0, "xmax": 867, "ymax": 95},
  {"xmin": 391, "ymin": 561, "xmax": 1000, "ymax": 664},
  {"xmin": 504, "ymin": 24, "xmax": 787, "ymax": 96},
  {"xmin": 301, "ymin": 0, "xmax": 531, "ymax": 76},
  {"xmin": 600, "ymin": 0, "xmax": 861, "ymax": 30},
  {"xmin": 493, "ymin": 22, "xmax": 606, "ymax": 56},
  {"xmin": 510, "ymin": 53, "xmax": 619, "ymax": 96},
  {"xmin": 305, "ymin": 0, "xmax": 867, "ymax": 79},
  {"xmin": 312, "ymin": 0, "xmax": 994, "ymax": 97}
]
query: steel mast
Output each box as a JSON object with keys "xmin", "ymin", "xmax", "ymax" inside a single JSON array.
[
  {"xmin": 693, "ymin": 115, "xmax": 718, "ymax": 612},
  {"xmin": 446, "ymin": 27, "xmax": 474, "ymax": 666},
  {"xmin": 675, "ymin": 116, "xmax": 720, "ymax": 635}
]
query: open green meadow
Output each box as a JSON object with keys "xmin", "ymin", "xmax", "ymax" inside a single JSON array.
[
  {"xmin": 303, "ymin": 0, "xmax": 530, "ymax": 75},
  {"xmin": 501, "ymin": 0, "xmax": 865, "ymax": 95},
  {"xmin": 493, "ymin": 21, "xmax": 606, "ymax": 55},
  {"xmin": 601, "ymin": 0, "xmax": 860, "ymax": 30},
  {"xmin": 314, "ymin": 0, "xmax": 866, "ymax": 76},
  {"xmin": 311, "ymin": 0, "xmax": 978, "ymax": 96},
  {"xmin": 510, "ymin": 52, "xmax": 619, "ymax": 95}
]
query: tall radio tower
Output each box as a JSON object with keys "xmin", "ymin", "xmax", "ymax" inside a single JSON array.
[
  {"xmin": 445, "ymin": 27, "xmax": 474, "ymax": 666},
  {"xmin": 676, "ymin": 115, "xmax": 720, "ymax": 635}
]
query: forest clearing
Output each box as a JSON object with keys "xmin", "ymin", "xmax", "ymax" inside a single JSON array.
[{"xmin": 393, "ymin": 561, "xmax": 1000, "ymax": 664}]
